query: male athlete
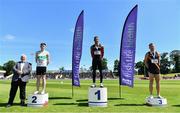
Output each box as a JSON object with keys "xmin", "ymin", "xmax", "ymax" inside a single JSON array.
[
  {"xmin": 90, "ymin": 36, "xmax": 104, "ymax": 88},
  {"xmin": 34, "ymin": 43, "xmax": 50, "ymax": 94},
  {"xmin": 144, "ymin": 43, "xmax": 162, "ymax": 98}
]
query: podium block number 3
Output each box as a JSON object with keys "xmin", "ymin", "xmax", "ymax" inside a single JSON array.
[
  {"xmin": 158, "ymin": 100, "xmax": 162, "ymax": 104},
  {"xmin": 32, "ymin": 96, "xmax": 37, "ymax": 103},
  {"xmin": 95, "ymin": 90, "xmax": 101, "ymax": 100}
]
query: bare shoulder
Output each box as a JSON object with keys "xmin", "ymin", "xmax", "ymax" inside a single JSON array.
[
  {"xmin": 45, "ymin": 50, "xmax": 50, "ymax": 55},
  {"xmin": 145, "ymin": 52, "xmax": 149, "ymax": 57},
  {"xmin": 36, "ymin": 51, "xmax": 40, "ymax": 54},
  {"xmin": 156, "ymin": 51, "xmax": 160, "ymax": 56}
]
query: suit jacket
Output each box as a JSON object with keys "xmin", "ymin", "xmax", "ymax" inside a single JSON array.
[{"xmin": 12, "ymin": 61, "xmax": 32, "ymax": 82}]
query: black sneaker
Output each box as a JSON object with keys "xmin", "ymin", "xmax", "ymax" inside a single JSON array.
[
  {"xmin": 91, "ymin": 84, "xmax": 96, "ymax": 88},
  {"xmin": 100, "ymin": 83, "xmax": 104, "ymax": 88},
  {"xmin": 157, "ymin": 95, "xmax": 163, "ymax": 99},
  {"xmin": 20, "ymin": 101, "xmax": 26, "ymax": 106},
  {"xmin": 6, "ymin": 104, "xmax": 12, "ymax": 108}
]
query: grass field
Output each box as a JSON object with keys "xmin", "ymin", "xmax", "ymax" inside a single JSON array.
[{"xmin": 0, "ymin": 79, "xmax": 180, "ymax": 113}]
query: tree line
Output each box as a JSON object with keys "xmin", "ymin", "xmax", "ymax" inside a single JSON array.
[
  {"xmin": 135, "ymin": 50, "xmax": 180, "ymax": 75},
  {"xmin": 113, "ymin": 50, "xmax": 180, "ymax": 75},
  {"xmin": 0, "ymin": 50, "xmax": 179, "ymax": 77}
]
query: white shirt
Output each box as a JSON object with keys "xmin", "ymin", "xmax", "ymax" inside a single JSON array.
[
  {"xmin": 19, "ymin": 62, "xmax": 25, "ymax": 78},
  {"xmin": 20, "ymin": 62, "xmax": 25, "ymax": 72},
  {"xmin": 36, "ymin": 50, "xmax": 50, "ymax": 67}
]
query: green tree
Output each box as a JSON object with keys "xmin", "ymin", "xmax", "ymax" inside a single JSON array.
[
  {"xmin": 59, "ymin": 67, "xmax": 65, "ymax": 73},
  {"xmin": 3, "ymin": 60, "xmax": 16, "ymax": 76},
  {"xmin": 113, "ymin": 59, "xmax": 119, "ymax": 76},
  {"xmin": 101, "ymin": 58, "xmax": 108, "ymax": 70},
  {"xmin": 135, "ymin": 61, "xmax": 144, "ymax": 75},
  {"xmin": 160, "ymin": 52, "xmax": 171, "ymax": 74},
  {"xmin": 170, "ymin": 50, "xmax": 180, "ymax": 73},
  {"xmin": 0, "ymin": 65, "xmax": 3, "ymax": 70}
]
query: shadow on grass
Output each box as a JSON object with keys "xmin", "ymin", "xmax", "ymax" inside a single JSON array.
[
  {"xmin": 0, "ymin": 103, "xmax": 21, "ymax": 107},
  {"xmin": 76, "ymin": 98, "xmax": 124, "ymax": 102},
  {"xmin": 172, "ymin": 105, "xmax": 180, "ymax": 107},
  {"xmin": 54, "ymin": 102, "xmax": 88, "ymax": 107},
  {"xmin": 108, "ymin": 97, "xmax": 125, "ymax": 100},
  {"xmin": 0, "ymin": 103, "xmax": 8, "ymax": 107},
  {"xmin": 49, "ymin": 97, "xmax": 72, "ymax": 100},
  {"xmin": 53, "ymin": 103, "xmax": 77, "ymax": 105},
  {"xmin": 115, "ymin": 103, "xmax": 146, "ymax": 106},
  {"xmin": 78, "ymin": 102, "xmax": 88, "ymax": 107},
  {"xmin": 76, "ymin": 99, "xmax": 88, "ymax": 102}
]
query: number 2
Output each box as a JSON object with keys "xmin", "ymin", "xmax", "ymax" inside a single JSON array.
[
  {"xmin": 95, "ymin": 90, "xmax": 101, "ymax": 100},
  {"xmin": 32, "ymin": 96, "xmax": 37, "ymax": 103}
]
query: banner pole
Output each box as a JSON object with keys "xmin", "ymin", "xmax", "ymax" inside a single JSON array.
[
  {"xmin": 72, "ymin": 85, "xmax": 74, "ymax": 98},
  {"xmin": 119, "ymin": 85, "xmax": 122, "ymax": 98}
]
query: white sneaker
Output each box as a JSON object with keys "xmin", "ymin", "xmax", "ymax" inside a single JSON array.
[
  {"xmin": 148, "ymin": 95, "xmax": 154, "ymax": 99},
  {"xmin": 34, "ymin": 91, "xmax": 39, "ymax": 94},
  {"xmin": 157, "ymin": 95, "xmax": 163, "ymax": 99},
  {"xmin": 91, "ymin": 84, "xmax": 96, "ymax": 88},
  {"xmin": 100, "ymin": 83, "xmax": 104, "ymax": 88},
  {"xmin": 41, "ymin": 90, "xmax": 45, "ymax": 94}
]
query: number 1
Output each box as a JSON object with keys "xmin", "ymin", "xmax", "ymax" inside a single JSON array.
[{"xmin": 95, "ymin": 90, "xmax": 101, "ymax": 100}]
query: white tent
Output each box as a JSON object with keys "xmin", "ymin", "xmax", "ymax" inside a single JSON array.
[{"xmin": 0, "ymin": 70, "xmax": 6, "ymax": 79}]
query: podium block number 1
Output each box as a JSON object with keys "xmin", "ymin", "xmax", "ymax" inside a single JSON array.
[
  {"xmin": 95, "ymin": 90, "xmax": 101, "ymax": 100},
  {"xmin": 32, "ymin": 96, "xmax": 37, "ymax": 103}
]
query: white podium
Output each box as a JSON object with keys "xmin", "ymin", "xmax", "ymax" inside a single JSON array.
[
  {"xmin": 88, "ymin": 87, "xmax": 107, "ymax": 107},
  {"xmin": 27, "ymin": 93, "xmax": 48, "ymax": 107},
  {"xmin": 145, "ymin": 97, "xmax": 167, "ymax": 106}
]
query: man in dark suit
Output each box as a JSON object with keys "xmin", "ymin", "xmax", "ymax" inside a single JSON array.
[{"xmin": 7, "ymin": 54, "xmax": 32, "ymax": 107}]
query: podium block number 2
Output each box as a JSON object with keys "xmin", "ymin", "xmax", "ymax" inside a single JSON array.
[
  {"xmin": 95, "ymin": 90, "xmax": 101, "ymax": 100},
  {"xmin": 32, "ymin": 96, "xmax": 37, "ymax": 103}
]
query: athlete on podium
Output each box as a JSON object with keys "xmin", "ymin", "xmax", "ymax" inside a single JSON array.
[
  {"xmin": 144, "ymin": 43, "xmax": 163, "ymax": 99},
  {"xmin": 90, "ymin": 36, "xmax": 104, "ymax": 88},
  {"xmin": 34, "ymin": 43, "xmax": 50, "ymax": 94}
]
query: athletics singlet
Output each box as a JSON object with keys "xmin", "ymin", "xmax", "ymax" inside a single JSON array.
[
  {"xmin": 36, "ymin": 50, "xmax": 49, "ymax": 67},
  {"xmin": 146, "ymin": 51, "xmax": 160, "ymax": 74}
]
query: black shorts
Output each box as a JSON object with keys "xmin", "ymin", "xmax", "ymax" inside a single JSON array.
[
  {"xmin": 148, "ymin": 65, "xmax": 160, "ymax": 74},
  {"xmin": 36, "ymin": 67, "xmax": 47, "ymax": 75},
  {"xmin": 92, "ymin": 58, "xmax": 102, "ymax": 70}
]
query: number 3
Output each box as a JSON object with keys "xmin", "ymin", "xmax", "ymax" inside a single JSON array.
[
  {"xmin": 32, "ymin": 96, "xmax": 37, "ymax": 103},
  {"xmin": 158, "ymin": 100, "xmax": 162, "ymax": 104}
]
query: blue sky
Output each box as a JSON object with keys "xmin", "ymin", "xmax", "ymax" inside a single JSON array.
[{"xmin": 0, "ymin": 0, "xmax": 180, "ymax": 70}]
